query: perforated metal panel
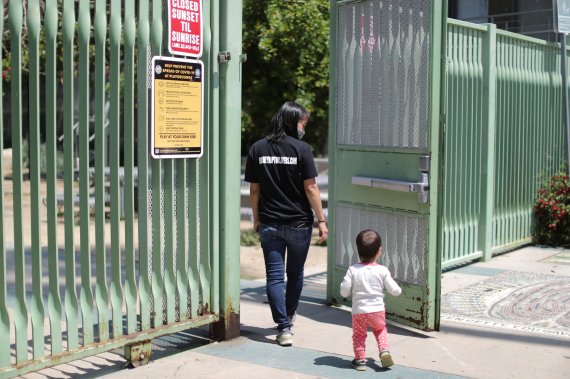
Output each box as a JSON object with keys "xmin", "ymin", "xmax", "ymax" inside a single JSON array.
[
  {"xmin": 336, "ymin": 0, "xmax": 431, "ymax": 148},
  {"xmin": 335, "ymin": 205, "xmax": 426, "ymax": 286}
]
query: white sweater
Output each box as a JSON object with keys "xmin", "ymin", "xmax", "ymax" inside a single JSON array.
[{"xmin": 339, "ymin": 262, "xmax": 402, "ymax": 314}]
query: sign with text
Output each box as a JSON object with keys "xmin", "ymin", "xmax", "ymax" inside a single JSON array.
[
  {"xmin": 168, "ymin": 0, "xmax": 203, "ymax": 57},
  {"xmin": 151, "ymin": 56, "xmax": 204, "ymax": 159},
  {"xmin": 555, "ymin": 0, "xmax": 570, "ymax": 33}
]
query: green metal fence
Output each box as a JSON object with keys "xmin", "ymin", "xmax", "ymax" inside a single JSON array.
[
  {"xmin": 0, "ymin": 1, "xmax": 242, "ymax": 377},
  {"xmin": 442, "ymin": 19, "xmax": 567, "ymax": 268}
]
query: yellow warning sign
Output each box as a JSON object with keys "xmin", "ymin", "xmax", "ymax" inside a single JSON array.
[{"xmin": 151, "ymin": 57, "xmax": 204, "ymax": 158}]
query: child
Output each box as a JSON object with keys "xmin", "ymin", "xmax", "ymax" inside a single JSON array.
[{"xmin": 340, "ymin": 229, "xmax": 402, "ymax": 371}]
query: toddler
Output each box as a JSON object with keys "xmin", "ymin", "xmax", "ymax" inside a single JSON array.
[{"xmin": 340, "ymin": 229, "xmax": 402, "ymax": 370}]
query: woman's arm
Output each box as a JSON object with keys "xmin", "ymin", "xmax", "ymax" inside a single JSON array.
[
  {"xmin": 250, "ymin": 182, "xmax": 261, "ymax": 232},
  {"xmin": 304, "ymin": 178, "xmax": 328, "ymax": 243}
]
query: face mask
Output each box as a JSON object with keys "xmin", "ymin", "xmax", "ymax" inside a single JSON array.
[{"xmin": 297, "ymin": 127, "xmax": 305, "ymax": 140}]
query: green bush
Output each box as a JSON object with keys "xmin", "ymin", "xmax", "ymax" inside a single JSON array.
[
  {"xmin": 240, "ymin": 229, "xmax": 259, "ymax": 247},
  {"xmin": 533, "ymin": 171, "xmax": 570, "ymax": 247}
]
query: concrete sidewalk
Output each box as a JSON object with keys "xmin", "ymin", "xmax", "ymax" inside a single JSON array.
[{"xmin": 25, "ymin": 246, "xmax": 570, "ymax": 379}]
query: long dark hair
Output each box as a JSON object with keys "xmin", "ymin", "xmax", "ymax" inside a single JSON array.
[{"xmin": 267, "ymin": 101, "xmax": 309, "ymax": 143}]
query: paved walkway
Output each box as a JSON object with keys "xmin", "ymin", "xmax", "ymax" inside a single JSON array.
[{"xmin": 23, "ymin": 246, "xmax": 570, "ymax": 379}]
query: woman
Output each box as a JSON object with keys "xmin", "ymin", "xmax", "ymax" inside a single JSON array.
[{"xmin": 244, "ymin": 101, "xmax": 328, "ymax": 346}]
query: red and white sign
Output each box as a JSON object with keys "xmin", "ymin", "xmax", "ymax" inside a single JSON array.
[{"xmin": 168, "ymin": 0, "xmax": 203, "ymax": 57}]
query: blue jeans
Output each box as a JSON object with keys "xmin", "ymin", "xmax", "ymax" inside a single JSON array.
[{"xmin": 259, "ymin": 224, "xmax": 312, "ymax": 331}]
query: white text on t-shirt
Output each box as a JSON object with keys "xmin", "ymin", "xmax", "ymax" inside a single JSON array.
[{"xmin": 258, "ymin": 156, "xmax": 298, "ymax": 165}]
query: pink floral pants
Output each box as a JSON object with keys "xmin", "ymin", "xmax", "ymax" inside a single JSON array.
[{"xmin": 351, "ymin": 311, "xmax": 389, "ymax": 360}]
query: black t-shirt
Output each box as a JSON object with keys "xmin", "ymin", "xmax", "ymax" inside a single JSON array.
[{"xmin": 244, "ymin": 135, "xmax": 318, "ymax": 226}]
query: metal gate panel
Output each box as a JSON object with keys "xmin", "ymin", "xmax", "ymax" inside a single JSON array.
[
  {"xmin": 336, "ymin": 0, "xmax": 431, "ymax": 148},
  {"xmin": 442, "ymin": 20, "xmax": 567, "ymax": 268},
  {"xmin": 492, "ymin": 31, "xmax": 566, "ymax": 253},
  {"xmin": 328, "ymin": 0, "xmax": 446, "ymax": 331},
  {"xmin": 0, "ymin": 0, "xmax": 242, "ymax": 376},
  {"xmin": 334, "ymin": 205, "xmax": 426, "ymax": 286}
]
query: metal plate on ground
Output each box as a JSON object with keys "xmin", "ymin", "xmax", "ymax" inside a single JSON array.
[{"xmin": 441, "ymin": 271, "xmax": 570, "ymax": 338}]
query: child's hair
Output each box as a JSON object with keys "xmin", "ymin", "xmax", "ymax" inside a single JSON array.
[{"xmin": 356, "ymin": 229, "xmax": 382, "ymax": 263}]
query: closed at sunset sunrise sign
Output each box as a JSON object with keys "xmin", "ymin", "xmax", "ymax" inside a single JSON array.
[{"xmin": 168, "ymin": 0, "xmax": 203, "ymax": 57}]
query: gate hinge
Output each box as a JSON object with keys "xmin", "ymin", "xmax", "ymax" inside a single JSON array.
[{"xmin": 218, "ymin": 51, "xmax": 231, "ymax": 63}]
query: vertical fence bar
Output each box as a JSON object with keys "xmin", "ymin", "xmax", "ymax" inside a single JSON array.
[
  {"xmin": 44, "ymin": 0, "xmax": 62, "ymax": 355},
  {"xmin": 444, "ymin": 24, "xmax": 457, "ymax": 263},
  {"xmin": 187, "ymin": 163, "xmax": 200, "ymax": 318},
  {"xmin": 480, "ymin": 24, "xmax": 497, "ymax": 261},
  {"xmin": 62, "ymin": 0, "xmax": 79, "ymax": 350},
  {"xmin": 10, "ymin": 0, "xmax": 29, "ymax": 362},
  {"xmin": 210, "ymin": 0, "xmax": 221, "ymax": 318},
  {"xmin": 27, "ymin": 0, "xmax": 45, "ymax": 358},
  {"xmin": 123, "ymin": 0, "xmax": 138, "ymax": 334},
  {"xmin": 459, "ymin": 26, "xmax": 467, "ymax": 257},
  {"xmin": 150, "ymin": 0, "xmax": 164, "ymax": 328},
  {"xmin": 164, "ymin": 161, "xmax": 176, "ymax": 324},
  {"xmin": 160, "ymin": 0, "xmax": 179, "ymax": 323},
  {"xmin": 200, "ymin": 0, "xmax": 213, "ymax": 315},
  {"xmin": 326, "ymin": 0, "xmax": 337, "ymax": 302},
  {"xmin": 109, "ymin": 0, "xmax": 123, "ymax": 338},
  {"xmin": 176, "ymin": 160, "xmax": 189, "ymax": 321},
  {"xmin": 137, "ymin": 0, "xmax": 152, "ymax": 331},
  {"xmin": 560, "ymin": 33, "xmax": 570, "ymax": 173},
  {"xmin": 494, "ymin": 37, "xmax": 505, "ymax": 247},
  {"xmin": 94, "ymin": 0, "xmax": 109, "ymax": 342},
  {"xmin": 216, "ymin": 0, "xmax": 242, "ymax": 337},
  {"xmin": 0, "ymin": 0, "xmax": 9, "ymax": 366},
  {"xmin": 78, "ymin": 0, "xmax": 94, "ymax": 346}
]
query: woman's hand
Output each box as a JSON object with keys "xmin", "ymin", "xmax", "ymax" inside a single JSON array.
[{"xmin": 317, "ymin": 222, "xmax": 328, "ymax": 244}]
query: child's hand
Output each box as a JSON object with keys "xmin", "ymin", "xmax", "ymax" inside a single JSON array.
[{"xmin": 394, "ymin": 278, "xmax": 407, "ymax": 296}]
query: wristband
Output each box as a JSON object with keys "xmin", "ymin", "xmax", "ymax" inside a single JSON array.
[{"xmin": 318, "ymin": 220, "xmax": 326, "ymax": 223}]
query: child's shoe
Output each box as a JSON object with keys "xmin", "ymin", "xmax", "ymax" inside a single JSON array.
[
  {"xmin": 351, "ymin": 358, "xmax": 367, "ymax": 371},
  {"xmin": 379, "ymin": 350, "xmax": 394, "ymax": 368}
]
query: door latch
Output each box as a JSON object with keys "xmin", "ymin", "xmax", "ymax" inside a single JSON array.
[{"xmin": 352, "ymin": 155, "xmax": 430, "ymax": 204}]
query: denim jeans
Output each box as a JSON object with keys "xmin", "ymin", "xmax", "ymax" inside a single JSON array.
[{"xmin": 259, "ymin": 223, "xmax": 312, "ymax": 331}]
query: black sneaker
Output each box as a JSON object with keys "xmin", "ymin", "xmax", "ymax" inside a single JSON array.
[
  {"xmin": 380, "ymin": 350, "xmax": 394, "ymax": 368},
  {"xmin": 351, "ymin": 358, "xmax": 367, "ymax": 371}
]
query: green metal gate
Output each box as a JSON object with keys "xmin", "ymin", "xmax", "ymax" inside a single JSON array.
[
  {"xmin": 327, "ymin": 0, "xmax": 446, "ymax": 331},
  {"xmin": 0, "ymin": 0, "xmax": 242, "ymax": 377},
  {"xmin": 442, "ymin": 20, "xmax": 567, "ymax": 268}
]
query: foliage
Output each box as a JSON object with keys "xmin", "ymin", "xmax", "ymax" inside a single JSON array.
[
  {"xmin": 240, "ymin": 228, "xmax": 260, "ymax": 246},
  {"xmin": 313, "ymin": 234, "xmax": 327, "ymax": 247},
  {"xmin": 533, "ymin": 171, "xmax": 570, "ymax": 247},
  {"xmin": 242, "ymin": 0, "xmax": 330, "ymax": 156}
]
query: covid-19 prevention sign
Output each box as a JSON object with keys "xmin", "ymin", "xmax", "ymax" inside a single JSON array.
[
  {"xmin": 168, "ymin": 0, "xmax": 203, "ymax": 57},
  {"xmin": 150, "ymin": 56, "xmax": 204, "ymax": 159}
]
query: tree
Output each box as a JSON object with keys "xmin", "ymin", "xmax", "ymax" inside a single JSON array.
[{"xmin": 242, "ymin": 0, "xmax": 330, "ymax": 156}]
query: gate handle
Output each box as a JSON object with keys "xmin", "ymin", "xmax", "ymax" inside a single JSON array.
[
  {"xmin": 351, "ymin": 174, "xmax": 429, "ymax": 203},
  {"xmin": 351, "ymin": 155, "xmax": 430, "ymax": 204}
]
